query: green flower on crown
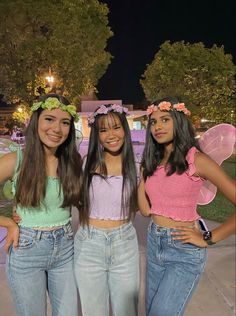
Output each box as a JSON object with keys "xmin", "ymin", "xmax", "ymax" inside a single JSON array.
[{"xmin": 31, "ymin": 97, "xmax": 79, "ymax": 122}]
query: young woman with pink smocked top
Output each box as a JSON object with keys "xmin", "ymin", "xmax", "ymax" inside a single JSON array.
[
  {"xmin": 74, "ymin": 104, "xmax": 139, "ymax": 316},
  {"xmin": 138, "ymin": 97, "xmax": 236, "ymax": 316}
]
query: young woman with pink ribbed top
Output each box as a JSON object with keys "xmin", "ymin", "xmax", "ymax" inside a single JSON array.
[
  {"xmin": 74, "ymin": 104, "xmax": 139, "ymax": 316},
  {"xmin": 138, "ymin": 97, "xmax": 236, "ymax": 316}
]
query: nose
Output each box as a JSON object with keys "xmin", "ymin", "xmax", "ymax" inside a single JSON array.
[
  {"xmin": 52, "ymin": 121, "xmax": 61, "ymax": 133},
  {"xmin": 153, "ymin": 121, "xmax": 162, "ymax": 130},
  {"xmin": 107, "ymin": 128, "xmax": 115, "ymax": 138}
]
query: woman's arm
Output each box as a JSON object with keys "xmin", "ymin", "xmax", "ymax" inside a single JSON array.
[
  {"xmin": 196, "ymin": 153, "xmax": 236, "ymax": 242},
  {"xmin": 0, "ymin": 152, "xmax": 17, "ymax": 183},
  {"xmin": 0, "ymin": 215, "xmax": 19, "ymax": 252},
  {"xmin": 138, "ymin": 174, "xmax": 151, "ymax": 217},
  {"xmin": 173, "ymin": 153, "xmax": 236, "ymax": 247}
]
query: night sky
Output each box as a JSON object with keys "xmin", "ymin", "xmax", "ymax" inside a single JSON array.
[{"xmin": 97, "ymin": 0, "xmax": 236, "ymax": 106}]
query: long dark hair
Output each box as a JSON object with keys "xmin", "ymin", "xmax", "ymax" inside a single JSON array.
[
  {"xmin": 142, "ymin": 97, "xmax": 201, "ymax": 179},
  {"xmin": 15, "ymin": 93, "xmax": 83, "ymax": 208},
  {"xmin": 80, "ymin": 104, "xmax": 138, "ymax": 225}
]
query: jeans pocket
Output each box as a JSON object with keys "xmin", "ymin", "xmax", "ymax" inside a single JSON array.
[
  {"xmin": 126, "ymin": 231, "xmax": 136, "ymax": 240},
  {"xmin": 64, "ymin": 225, "xmax": 74, "ymax": 240},
  {"xmin": 75, "ymin": 227, "xmax": 88, "ymax": 241},
  {"xmin": 18, "ymin": 235, "xmax": 34, "ymax": 250},
  {"xmin": 173, "ymin": 240, "xmax": 201, "ymax": 253}
]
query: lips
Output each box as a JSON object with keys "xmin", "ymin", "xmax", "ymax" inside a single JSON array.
[
  {"xmin": 106, "ymin": 140, "xmax": 120, "ymax": 146},
  {"xmin": 154, "ymin": 132, "xmax": 166, "ymax": 138},
  {"xmin": 47, "ymin": 134, "xmax": 62, "ymax": 142}
]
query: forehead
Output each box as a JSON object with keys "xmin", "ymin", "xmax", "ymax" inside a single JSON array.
[
  {"xmin": 150, "ymin": 109, "xmax": 172, "ymax": 119},
  {"xmin": 97, "ymin": 113, "xmax": 121, "ymax": 127},
  {"xmin": 40, "ymin": 108, "xmax": 71, "ymax": 120}
]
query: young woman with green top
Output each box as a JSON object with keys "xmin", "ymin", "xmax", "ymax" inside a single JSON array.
[{"xmin": 0, "ymin": 94, "xmax": 83, "ymax": 316}]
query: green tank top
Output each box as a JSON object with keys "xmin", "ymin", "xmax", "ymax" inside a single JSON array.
[{"xmin": 12, "ymin": 148, "xmax": 71, "ymax": 228}]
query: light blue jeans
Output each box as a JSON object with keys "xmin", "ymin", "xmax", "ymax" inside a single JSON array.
[
  {"xmin": 74, "ymin": 221, "xmax": 140, "ymax": 316},
  {"xmin": 146, "ymin": 220, "xmax": 207, "ymax": 316},
  {"xmin": 6, "ymin": 222, "xmax": 78, "ymax": 316}
]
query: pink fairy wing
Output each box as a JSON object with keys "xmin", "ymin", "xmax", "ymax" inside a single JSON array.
[{"xmin": 197, "ymin": 124, "xmax": 236, "ymax": 205}]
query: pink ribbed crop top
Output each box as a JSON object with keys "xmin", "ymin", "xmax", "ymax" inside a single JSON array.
[{"xmin": 145, "ymin": 147, "xmax": 204, "ymax": 221}]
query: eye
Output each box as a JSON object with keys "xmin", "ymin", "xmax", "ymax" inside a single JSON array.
[
  {"xmin": 162, "ymin": 117, "xmax": 170, "ymax": 123},
  {"xmin": 114, "ymin": 125, "xmax": 121, "ymax": 130},
  {"xmin": 99, "ymin": 128, "xmax": 107, "ymax": 133},
  {"xmin": 45, "ymin": 117, "xmax": 53, "ymax": 122},
  {"xmin": 62, "ymin": 121, "xmax": 71, "ymax": 126},
  {"xmin": 150, "ymin": 119, "xmax": 156, "ymax": 126}
]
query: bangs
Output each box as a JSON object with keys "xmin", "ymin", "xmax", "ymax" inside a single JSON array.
[{"xmin": 97, "ymin": 113, "xmax": 121, "ymax": 129}]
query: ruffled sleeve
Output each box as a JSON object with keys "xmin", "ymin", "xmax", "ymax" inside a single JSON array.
[{"xmin": 186, "ymin": 147, "xmax": 199, "ymax": 178}]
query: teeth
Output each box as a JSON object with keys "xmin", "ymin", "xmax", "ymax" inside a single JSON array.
[{"xmin": 48, "ymin": 135, "xmax": 61, "ymax": 141}]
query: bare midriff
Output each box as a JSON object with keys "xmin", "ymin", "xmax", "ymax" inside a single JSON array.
[
  {"xmin": 152, "ymin": 214, "xmax": 196, "ymax": 228},
  {"xmin": 89, "ymin": 218, "xmax": 128, "ymax": 228}
]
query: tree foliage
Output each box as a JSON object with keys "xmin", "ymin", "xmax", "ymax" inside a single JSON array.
[
  {"xmin": 12, "ymin": 103, "xmax": 30, "ymax": 126},
  {"xmin": 140, "ymin": 41, "xmax": 236, "ymax": 124},
  {"xmin": 0, "ymin": 0, "xmax": 112, "ymax": 105}
]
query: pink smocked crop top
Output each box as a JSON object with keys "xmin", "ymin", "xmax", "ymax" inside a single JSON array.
[
  {"xmin": 145, "ymin": 147, "xmax": 204, "ymax": 221},
  {"xmin": 89, "ymin": 175, "xmax": 129, "ymax": 220}
]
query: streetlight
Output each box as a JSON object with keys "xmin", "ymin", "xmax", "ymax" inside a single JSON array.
[{"xmin": 46, "ymin": 67, "xmax": 54, "ymax": 90}]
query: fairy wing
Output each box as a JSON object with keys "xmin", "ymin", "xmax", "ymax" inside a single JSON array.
[{"xmin": 197, "ymin": 124, "xmax": 236, "ymax": 205}]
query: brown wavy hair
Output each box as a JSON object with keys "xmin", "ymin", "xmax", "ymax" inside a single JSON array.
[{"xmin": 15, "ymin": 94, "xmax": 83, "ymax": 209}]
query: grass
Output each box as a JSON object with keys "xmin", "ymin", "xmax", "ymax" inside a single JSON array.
[{"xmin": 0, "ymin": 156, "xmax": 235, "ymax": 223}]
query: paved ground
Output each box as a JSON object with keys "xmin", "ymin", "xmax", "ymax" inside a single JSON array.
[{"xmin": 0, "ymin": 211, "xmax": 235, "ymax": 316}]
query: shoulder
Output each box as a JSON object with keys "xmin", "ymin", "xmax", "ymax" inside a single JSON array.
[
  {"xmin": 0, "ymin": 152, "xmax": 18, "ymax": 181},
  {"xmin": 0, "ymin": 151, "xmax": 17, "ymax": 164},
  {"xmin": 194, "ymin": 151, "xmax": 222, "ymax": 179}
]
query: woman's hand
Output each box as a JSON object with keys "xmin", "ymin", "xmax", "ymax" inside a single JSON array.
[
  {"xmin": 12, "ymin": 206, "xmax": 21, "ymax": 224},
  {"xmin": 4, "ymin": 222, "xmax": 19, "ymax": 253},
  {"xmin": 171, "ymin": 226, "xmax": 208, "ymax": 248}
]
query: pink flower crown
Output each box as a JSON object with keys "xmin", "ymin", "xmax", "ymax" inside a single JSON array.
[
  {"xmin": 147, "ymin": 101, "xmax": 191, "ymax": 116},
  {"xmin": 88, "ymin": 104, "xmax": 129, "ymax": 127}
]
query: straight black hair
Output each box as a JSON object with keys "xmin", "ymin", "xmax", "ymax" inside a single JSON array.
[{"xmin": 79, "ymin": 104, "xmax": 138, "ymax": 225}]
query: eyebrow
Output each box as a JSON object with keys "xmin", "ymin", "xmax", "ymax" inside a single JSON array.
[
  {"xmin": 43, "ymin": 114, "xmax": 71, "ymax": 121},
  {"xmin": 158, "ymin": 114, "xmax": 171, "ymax": 118}
]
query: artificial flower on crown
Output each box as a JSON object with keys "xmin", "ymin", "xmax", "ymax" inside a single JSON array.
[
  {"xmin": 173, "ymin": 103, "xmax": 191, "ymax": 116},
  {"xmin": 88, "ymin": 104, "xmax": 129, "ymax": 127},
  {"xmin": 146, "ymin": 101, "xmax": 191, "ymax": 116},
  {"xmin": 31, "ymin": 97, "xmax": 80, "ymax": 122}
]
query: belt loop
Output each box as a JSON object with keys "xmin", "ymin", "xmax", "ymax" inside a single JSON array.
[
  {"xmin": 119, "ymin": 224, "xmax": 122, "ymax": 240},
  {"xmin": 36, "ymin": 230, "xmax": 42, "ymax": 240},
  {"xmin": 63, "ymin": 223, "xmax": 68, "ymax": 234},
  {"xmin": 167, "ymin": 228, "xmax": 172, "ymax": 243},
  {"xmin": 88, "ymin": 225, "xmax": 93, "ymax": 239}
]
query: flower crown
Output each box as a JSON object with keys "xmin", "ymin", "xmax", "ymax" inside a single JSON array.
[
  {"xmin": 31, "ymin": 97, "xmax": 80, "ymax": 122},
  {"xmin": 147, "ymin": 101, "xmax": 191, "ymax": 116},
  {"xmin": 88, "ymin": 104, "xmax": 129, "ymax": 127}
]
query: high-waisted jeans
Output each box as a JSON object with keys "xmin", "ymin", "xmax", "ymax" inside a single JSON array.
[
  {"xmin": 146, "ymin": 220, "xmax": 207, "ymax": 316},
  {"xmin": 6, "ymin": 222, "xmax": 78, "ymax": 316},
  {"xmin": 74, "ymin": 221, "xmax": 140, "ymax": 316}
]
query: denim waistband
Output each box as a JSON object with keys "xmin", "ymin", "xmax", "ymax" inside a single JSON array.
[
  {"xmin": 19, "ymin": 221, "xmax": 72, "ymax": 239},
  {"xmin": 148, "ymin": 220, "xmax": 194, "ymax": 236},
  {"xmin": 82, "ymin": 221, "xmax": 134, "ymax": 239}
]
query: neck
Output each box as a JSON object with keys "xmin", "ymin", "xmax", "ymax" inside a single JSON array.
[
  {"xmin": 103, "ymin": 152, "xmax": 122, "ymax": 175},
  {"xmin": 43, "ymin": 145, "xmax": 57, "ymax": 158},
  {"xmin": 164, "ymin": 142, "xmax": 173, "ymax": 157}
]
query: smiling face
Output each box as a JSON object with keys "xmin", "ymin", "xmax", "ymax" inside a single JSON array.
[
  {"xmin": 98, "ymin": 113, "xmax": 125, "ymax": 155},
  {"xmin": 149, "ymin": 109, "xmax": 174, "ymax": 145},
  {"xmin": 38, "ymin": 108, "xmax": 71, "ymax": 151}
]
